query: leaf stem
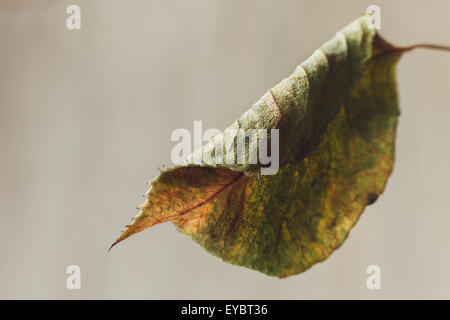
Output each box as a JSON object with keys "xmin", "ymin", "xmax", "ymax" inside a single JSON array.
[
  {"xmin": 399, "ymin": 43, "xmax": 450, "ymax": 53},
  {"xmin": 373, "ymin": 43, "xmax": 450, "ymax": 59}
]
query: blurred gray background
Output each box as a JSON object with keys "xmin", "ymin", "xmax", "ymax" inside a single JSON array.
[{"xmin": 1, "ymin": 0, "xmax": 450, "ymax": 299}]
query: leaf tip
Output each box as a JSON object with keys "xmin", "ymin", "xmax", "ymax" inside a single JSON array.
[
  {"xmin": 108, "ymin": 225, "xmax": 134, "ymax": 252},
  {"xmin": 108, "ymin": 236, "xmax": 122, "ymax": 252},
  {"xmin": 107, "ymin": 243, "xmax": 115, "ymax": 253}
]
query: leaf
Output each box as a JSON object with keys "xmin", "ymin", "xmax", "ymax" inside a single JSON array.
[{"xmin": 111, "ymin": 15, "xmax": 404, "ymax": 277}]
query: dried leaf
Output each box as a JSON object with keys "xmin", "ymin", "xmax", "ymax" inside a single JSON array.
[{"xmin": 111, "ymin": 15, "xmax": 412, "ymax": 277}]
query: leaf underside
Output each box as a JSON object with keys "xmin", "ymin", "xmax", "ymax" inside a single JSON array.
[{"xmin": 112, "ymin": 15, "xmax": 402, "ymax": 278}]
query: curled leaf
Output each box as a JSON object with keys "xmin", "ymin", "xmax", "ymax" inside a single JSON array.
[{"xmin": 111, "ymin": 15, "xmax": 404, "ymax": 277}]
